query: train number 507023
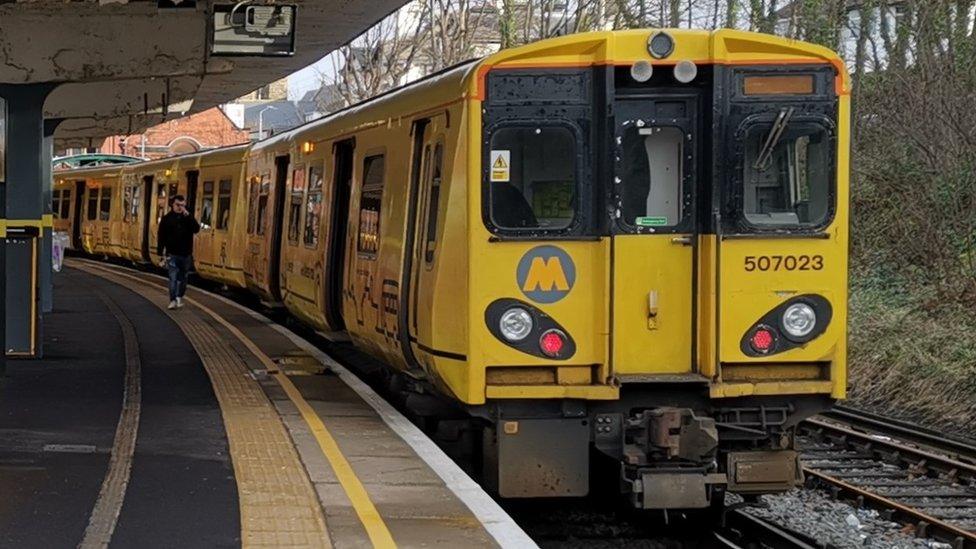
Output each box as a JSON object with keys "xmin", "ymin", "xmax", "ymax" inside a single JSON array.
[{"xmin": 744, "ymin": 255, "xmax": 824, "ymax": 272}]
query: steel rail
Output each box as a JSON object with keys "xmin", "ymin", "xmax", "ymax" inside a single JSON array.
[
  {"xmin": 822, "ymin": 406, "xmax": 976, "ymax": 465},
  {"xmin": 717, "ymin": 508, "xmax": 829, "ymax": 549},
  {"xmin": 801, "ymin": 409, "xmax": 976, "ymax": 549},
  {"xmin": 802, "ymin": 417, "xmax": 976, "ymax": 485},
  {"xmin": 803, "ymin": 469, "xmax": 976, "ymax": 549}
]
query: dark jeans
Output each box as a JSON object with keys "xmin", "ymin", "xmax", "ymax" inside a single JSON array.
[{"xmin": 167, "ymin": 254, "xmax": 191, "ymax": 301}]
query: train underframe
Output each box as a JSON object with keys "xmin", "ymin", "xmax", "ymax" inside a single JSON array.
[{"xmin": 472, "ymin": 386, "xmax": 832, "ymax": 510}]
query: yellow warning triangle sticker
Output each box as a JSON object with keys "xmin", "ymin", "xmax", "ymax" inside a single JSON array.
[{"xmin": 493, "ymin": 155, "xmax": 508, "ymax": 169}]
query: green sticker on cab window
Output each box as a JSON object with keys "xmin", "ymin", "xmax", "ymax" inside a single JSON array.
[{"xmin": 636, "ymin": 216, "xmax": 668, "ymax": 227}]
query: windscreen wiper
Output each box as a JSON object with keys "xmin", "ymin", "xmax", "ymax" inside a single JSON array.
[{"xmin": 753, "ymin": 107, "xmax": 795, "ymax": 171}]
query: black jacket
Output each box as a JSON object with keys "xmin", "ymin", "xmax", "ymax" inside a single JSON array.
[{"xmin": 157, "ymin": 211, "xmax": 200, "ymax": 257}]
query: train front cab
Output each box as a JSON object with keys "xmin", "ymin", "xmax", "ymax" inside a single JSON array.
[{"xmin": 464, "ymin": 30, "xmax": 849, "ymax": 508}]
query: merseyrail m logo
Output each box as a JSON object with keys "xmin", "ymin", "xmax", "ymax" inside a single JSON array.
[{"xmin": 516, "ymin": 245, "xmax": 576, "ymax": 304}]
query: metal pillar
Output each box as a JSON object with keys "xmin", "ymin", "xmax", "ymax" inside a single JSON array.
[
  {"xmin": 40, "ymin": 119, "xmax": 63, "ymax": 315},
  {"xmin": 0, "ymin": 84, "xmax": 55, "ymax": 362}
]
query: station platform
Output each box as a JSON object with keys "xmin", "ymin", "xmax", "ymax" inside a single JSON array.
[{"xmin": 0, "ymin": 259, "xmax": 533, "ymax": 548}]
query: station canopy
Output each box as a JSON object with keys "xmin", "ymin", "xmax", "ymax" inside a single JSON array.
[{"xmin": 0, "ymin": 1, "xmax": 407, "ymax": 148}]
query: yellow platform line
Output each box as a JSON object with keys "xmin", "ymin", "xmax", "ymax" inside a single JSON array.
[
  {"xmin": 75, "ymin": 263, "xmax": 332, "ymax": 548},
  {"xmin": 77, "ymin": 261, "xmax": 397, "ymax": 549},
  {"xmin": 272, "ymin": 372, "xmax": 397, "ymax": 549}
]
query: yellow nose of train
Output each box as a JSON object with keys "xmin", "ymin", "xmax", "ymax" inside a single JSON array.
[{"xmin": 464, "ymin": 29, "xmax": 848, "ymax": 506}]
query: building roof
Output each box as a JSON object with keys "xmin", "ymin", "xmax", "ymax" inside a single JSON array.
[{"xmin": 243, "ymin": 100, "xmax": 304, "ymax": 137}]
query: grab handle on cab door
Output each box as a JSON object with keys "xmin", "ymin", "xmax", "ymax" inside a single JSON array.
[{"xmin": 647, "ymin": 290, "xmax": 659, "ymax": 330}]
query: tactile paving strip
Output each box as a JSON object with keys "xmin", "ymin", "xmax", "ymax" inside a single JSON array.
[{"xmin": 78, "ymin": 265, "xmax": 332, "ymax": 548}]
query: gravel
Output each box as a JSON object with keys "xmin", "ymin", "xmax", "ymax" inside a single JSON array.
[{"xmin": 739, "ymin": 489, "xmax": 955, "ymax": 548}]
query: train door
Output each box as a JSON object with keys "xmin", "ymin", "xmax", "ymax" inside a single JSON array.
[
  {"xmin": 610, "ymin": 93, "xmax": 700, "ymax": 376},
  {"xmin": 72, "ymin": 180, "xmax": 85, "ymax": 249},
  {"xmin": 268, "ymin": 155, "xmax": 290, "ymax": 301},
  {"xmin": 140, "ymin": 175, "xmax": 153, "ymax": 262},
  {"xmin": 405, "ymin": 118, "xmax": 445, "ymax": 369},
  {"xmin": 325, "ymin": 140, "xmax": 354, "ymax": 331},
  {"xmin": 185, "ymin": 170, "xmax": 199, "ymax": 217}
]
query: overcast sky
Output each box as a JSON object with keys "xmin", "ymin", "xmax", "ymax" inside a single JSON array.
[{"xmin": 288, "ymin": 55, "xmax": 335, "ymax": 100}]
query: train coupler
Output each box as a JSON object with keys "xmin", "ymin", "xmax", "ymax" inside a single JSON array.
[{"xmin": 613, "ymin": 407, "xmax": 726, "ymax": 509}]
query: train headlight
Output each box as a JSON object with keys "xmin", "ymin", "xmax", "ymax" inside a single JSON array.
[
  {"xmin": 499, "ymin": 307, "xmax": 533, "ymax": 342},
  {"xmin": 673, "ymin": 60, "xmax": 698, "ymax": 83},
  {"xmin": 782, "ymin": 303, "xmax": 816, "ymax": 338},
  {"xmin": 630, "ymin": 60, "xmax": 653, "ymax": 82}
]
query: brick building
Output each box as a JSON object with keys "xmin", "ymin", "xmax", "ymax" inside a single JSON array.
[{"xmin": 98, "ymin": 106, "xmax": 249, "ymax": 160}]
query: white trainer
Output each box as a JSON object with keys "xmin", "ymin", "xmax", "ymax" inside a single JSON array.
[
  {"xmin": 168, "ymin": 300, "xmax": 178, "ymax": 310},
  {"xmin": 176, "ymin": 297, "xmax": 184, "ymax": 308}
]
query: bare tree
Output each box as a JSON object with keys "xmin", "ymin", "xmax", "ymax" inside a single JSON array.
[{"xmin": 324, "ymin": 5, "xmax": 430, "ymax": 108}]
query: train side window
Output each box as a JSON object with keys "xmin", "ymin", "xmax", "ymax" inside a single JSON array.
[
  {"xmin": 424, "ymin": 141, "xmax": 444, "ymax": 264},
  {"xmin": 156, "ymin": 182, "xmax": 167, "ymax": 224},
  {"xmin": 287, "ymin": 166, "xmax": 306, "ymax": 244},
  {"xmin": 357, "ymin": 154, "xmax": 385, "ymax": 257},
  {"xmin": 247, "ymin": 177, "xmax": 258, "ymax": 234},
  {"xmin": 123, "ymin": 185, "xmax": 133, "ymax": 223},
  {"xmin": 87, "ymin": 188, "xmax": 99, "ymax": 221},
  {"xmin": 216, "ymin": 179, "xmax": 232, "ymax": 230},
  {"xmin": 200, "ymin": 181, "xmax": 214, "ymax": 229},
  {"xmin": 303, "ymin": 165, "xmax": 324, "ymax": 247},
  {"xmin": 52, "ymin": 190, "xmax": 62, "ymax": 219},
  {"xmin": 130, "ymin": 186, "xmax": 140, "ymax": 222},
  {"xmin": 487, "ymin": 126, "xmax": 577, "ymax": 231},
  {"xmin": 99, "ymin": 187, "xmax": 112, "ymax": 221},
  {"xmin": 256, "ymin": 173, "xmax": 270, "ymax": 235},
  {"xmin": 61, "ymin": 190, "xmax": 71, "ymax": 220}
]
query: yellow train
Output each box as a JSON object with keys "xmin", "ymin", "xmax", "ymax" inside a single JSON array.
[{"xmin": 54, "ymin": 29, "xmax": 849, "ymax": 509}]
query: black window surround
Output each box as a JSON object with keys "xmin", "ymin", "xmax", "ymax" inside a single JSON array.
[
  {"xmin": 728, "ymin": 113, "xmax": 837, "ymax": 234},
  {"xmin": 482, "ymin": 120, "xmax": 585, "ymax": 237}
]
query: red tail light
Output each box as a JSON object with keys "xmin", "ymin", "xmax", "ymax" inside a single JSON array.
[
  {"xmin": 750, "ymin": 327, "xmax": 775, "ymax": 354},
  {"xmin": 539, "ymin": 329, "xmax": 567, "ymax": 357}
]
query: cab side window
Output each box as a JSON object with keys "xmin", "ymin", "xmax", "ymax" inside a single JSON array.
[
  {"xmin": 424, "ymin": 142, "xmax": 444, "ymax": 263},
  {"xmin": 357, "ymin": 154, "xmax": 385, "ymax": 257}
]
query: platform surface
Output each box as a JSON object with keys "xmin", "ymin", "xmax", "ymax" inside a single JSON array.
[{"xmin": 0, "ymin": 261, "xmax": 532, "ymax": 548}]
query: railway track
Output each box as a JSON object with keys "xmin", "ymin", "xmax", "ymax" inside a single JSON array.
[
  {"xmin": 716, "ymin": 509, "xmax": 830, "ymax": 549},
  {"xmin": 800, "ymin": 407, "xmax": 976, "ymax": 549}
]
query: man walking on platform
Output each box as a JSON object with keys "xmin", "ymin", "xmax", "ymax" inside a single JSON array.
[{"xmin": 157, "ymin": 195, "xmax": 200, "ymax": 310}]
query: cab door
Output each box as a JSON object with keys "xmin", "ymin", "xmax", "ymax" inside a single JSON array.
[
  {"xmin": 406, "ymin": 117, "xmax": 446, "ymax": 371},
  {"xmin": 611, "ymin": 94, "xmax": 699, "ymax": 377}
]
